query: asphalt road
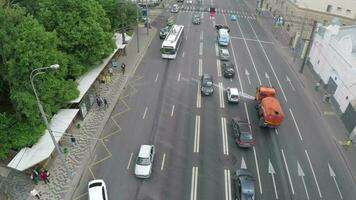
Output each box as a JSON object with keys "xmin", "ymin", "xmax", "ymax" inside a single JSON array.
[{"xmin": 74, "ymin": 0, "xmax": 356, "ymax": 199}]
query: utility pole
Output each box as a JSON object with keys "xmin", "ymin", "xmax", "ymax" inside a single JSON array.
[
  {"xmin": 146, "ymin": 0, "xmax": 149, "ymax": 35},
  {"xmin": 119, "ymin": 0, "xmax": 126, "ymax": 44},
  {"xmin": 136, "ymin": 3, "xmax": 140, "ymax": 53},
  {"xmin": 300, "ymin": 20, "xmax": 317, "ymax": 73}
]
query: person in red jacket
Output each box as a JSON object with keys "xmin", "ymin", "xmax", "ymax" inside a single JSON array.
[{"xmin": 40, "ymin": 171, "xmax": 50, "ymax": 184}]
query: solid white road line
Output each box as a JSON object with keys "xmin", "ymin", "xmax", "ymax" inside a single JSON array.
[
  {"xmin": 155, "ymin": 73, "xmax": 159, "ymax": 82},
  {"xmin": 200, "ymin": 31, "xmax": 204, "ymax": 40},
  {"xmin": 182, "ymin": 51, "xmax": 185, "ymax": 58},
  {"xmin": 199, "ymin": 42, "xmax": 203, "ymax": 55},
  {"xmin": 142, "ymin": 107, "xmax": 148, "ymax": 119},
  {"xmin": 171, "ymin": 105, "xmax": 175, "ymax": 117},
  {"xmin": 186, "ymin": 35, "xmax": 188, "ymax": 41},
  {"xmin": 305, "ymin": 150, "xmax": 322, "ymax": 198},
  {"xmin": 190, "ymin": 167, "xmax": 198, "ymax": 200},
  {"xmin": 231, "ymin": 14, "xmax": 262, "ymax": 85},
  {"xmin": 219, "ymin": 82, "xmax": 225, "ymax": 108},
  {"xmin": 217, "ymin": 59, "xmax": 221, "ymax": 77},
  {"xmin": 161, "ymin": 153, "xmax": 166, "ymax": 170},
  {"xmin": 194, "ymin": 116, "xmax": 201, "ymax": 152},
  {"xmin": 178, "ymin": 73, "xmax": 181, "ymax": 82},
  {"xmin": 215, "ymin": 43, "xmax": 219, "ymax": 57},
  {"xmin": 196, "ymin": 82, "xmax": 201, "ymax": 108},
  {"xmin": 224, "ymin": 169, "xmax": 232, "ymax": 200},
  {"xmin": 198, "ymin": 59, "xmax": 202, "ymax": 76},
  {"xmin": 281, "ymin": 149, "xmax": 295, "ymax": 195},
  {"xmin": 247, "ymin": 19, "xmax": 288, "ymax": 102},
  {"xmin": 127, "ymin": 152, "xmax": 133, "ymax": 170},
  {"xmin": 289, "ymin": 108, "xmax": 303, "ymax": 141},
  {"xmin": 253, "ymin": 146, "xmax": 263, "ymax": 194},
  {"xmin": 221, "ymin": 117, "xmax": 229, "ymax": 155}
]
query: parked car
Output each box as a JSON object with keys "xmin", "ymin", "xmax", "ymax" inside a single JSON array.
[
  {"xmin": 215, "ymin": 24, "xmax": 230, "ymax": 32},
  {"xmin": 226, "ymin": 87, "xmax": 239, "ymax": 103},
  {"xmin": 88, "ymin": 179, "xmax": 108, "ymax": 200},
  {"xmin": 233, "ymin": 169, "xmax": 256, "ymax": 200},
  {"xmin": 192, "ymin": 14, "xmax": 201, "ymax": 25},
  {"xmin": 135, "ymin": 145, "xmax": 155, "ymax": 178},
  {"xmin": 231, "ymin": 116, "xmax": 254, "ymax": 148},
  {"xmin": 221, "ymin": 62, "xmax": 235, "ymax": 78},
  {"xmin": 230, "ymin": 14, "xmax": 237, "ymax": 21},
  {"xmin": 159, "ymin": 26, "xmax": 171, "ymax": 39},
  {"xmin": 219, "ymin": 48, "xmax": 230, "ymax": 61},
  {"xmin": 171, "ymin": 4, "xmax": 179, "ymax": 13},
  {"xmin": 201, "ymin": 74, "xmax": 214, "ymax": 96}
]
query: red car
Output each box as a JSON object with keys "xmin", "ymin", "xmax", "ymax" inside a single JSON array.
[{"xmin": 231, "ymin": 117, "xmax": 254, "ymax": 148}]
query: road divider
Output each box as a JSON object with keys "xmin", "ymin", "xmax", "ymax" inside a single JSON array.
[
  {"xmin": 190, "ymin": 167, "xmax": 199, "ymax": 200},
  {"xmin": 171, "ymin": 105, "xmax": 175, "ymax": 117},
  {"xmin": 142, "ymin": 106, "xmax": 148, "ymax": 119},
  {"xmin": 253, "ymin": 146, "xmax": 262, "ymax": 194},
  {"xmin": 219, "ymin": 82, "xmax": 225, "ymax": 108},
  {"xmin": 196, "ymin": 83, "xmax": 201, "ymax": 108},
  {"xmin": 220, "ymin": 117, "xmax": 229, "ymax": 155},
  {"xmin": 199, "ymin": 42, "xmax": 203, "ymax": 55},
  {"xmin": 177, "ymin": 73, "xmax": 181, "ymax": 82},
  {"xmin": 161, "ymin": 153, "xmax": 166, "ymax": 171},
  {"xmin": 194, "ymin": 116, "xmax": 201, "ymax": 153},
  {"xmin": 200, "ymin": 31, "xmax": 204, "ymax": 40},
  {"xmin": 217, "ymin": 59, "xmax": 221, "ymax": 77},
  {"xmin": 215, "ymin": 43, "xmax": 219, "ymax": 57},
  {"xmin": 289, "ymin": 108, "xmax": 303, "ymax": 141},
  {"xmin": 224, "ymin": 169, "xmax": 232, "ymax": 200},
  {"xmin": 198, "ymin": 59, "xmax": 202, "ymax": 76},
  {"xmin": 155, "ymin": 73, "xmax": 159, "ymax": 82},
  {"xmin": 127, "ymin": 152, "xmax": 133, "ymax": 170}
]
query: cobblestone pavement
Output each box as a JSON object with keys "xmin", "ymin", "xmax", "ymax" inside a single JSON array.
[{"xmin": 24, "ymin": 26, "xmax": 157, "ymax": 200}]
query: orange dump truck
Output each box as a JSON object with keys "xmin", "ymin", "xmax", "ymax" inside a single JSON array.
[{"xmin": 255, "ymin": 86, "xmax": 285, "ymax": 128}]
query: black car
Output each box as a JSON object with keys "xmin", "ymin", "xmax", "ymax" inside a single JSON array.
[
  {"xmin": 201, "ymin": 74, "xmax": 214, "ymax": 96},
  {"xmin": 233, "ymin": 169, "xmax": 256, "ymax": 200},
  {"xmin": 192, "ymin": 14, "xmax": 201, "ymax": 25},
  {"xmin": 221, "ymin": 62, "xmax": 235, "ymax": 78},
  {"xmin": 215, "ymin": 24, "xmax": 230, "ymax": 32},
  {"xmin": 232, "ymin": 117, "xmax": 254, "ymax": 148},
  {"xmin": 159, "ymin": 26, "xmax": 171, "ymax": 39}
]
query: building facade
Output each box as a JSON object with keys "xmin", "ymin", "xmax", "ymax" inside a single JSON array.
[
  {"xmin": 308, "ymin": 24, "xmax": 356, "ymax": 135},
  {"xmin": 263, "ymin": 0, "xmax": 356, "ymax": 40}
]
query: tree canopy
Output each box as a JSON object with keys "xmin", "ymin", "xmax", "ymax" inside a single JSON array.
[{"xmin": 0, "ymin": 0, "xmax": 138, "ymax": 160}]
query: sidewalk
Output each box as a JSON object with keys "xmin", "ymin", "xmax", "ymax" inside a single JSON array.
[
  {"xmin": 255, "ymin": 10, "xmax": 356, "ymax": 184},
  {"xmin": 26, "ymin": 27, "xmax": 157, "ymax": 200}
]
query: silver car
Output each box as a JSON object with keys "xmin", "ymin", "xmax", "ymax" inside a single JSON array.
[
  {"xmin": 219, "ymin": 48, "xmax": 230, "ymax": 61},
  {"xmin": 135, "ymin": 145, "xmax": 155, "ymax": 178}
]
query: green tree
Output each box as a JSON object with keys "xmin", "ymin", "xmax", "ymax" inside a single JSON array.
[{"xmin": 36, "ymin": 0, "xmax": 114, "ymax": 77}]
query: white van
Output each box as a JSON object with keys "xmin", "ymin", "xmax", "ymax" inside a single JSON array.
[{"xmin": 217, "ymin": 28, "xmax": 230, "ymax": 46}]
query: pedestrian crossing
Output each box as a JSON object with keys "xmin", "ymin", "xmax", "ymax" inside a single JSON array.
[{"xmin": 169, "ymin": 6, "xmax": 257, "ymax": 19}]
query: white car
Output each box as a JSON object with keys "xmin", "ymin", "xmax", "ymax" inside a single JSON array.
[
  {"xmin": 171, "ymin": 4, "xmax": 179, "ymax": 13},
  {"xmin": 135, "ymin": 145, "xmax": 155, "ymax": 178},
  {"xmin": 88, "ymin": 179, "xmax": 108, "ymax": 200},
  {"xmin": 187, "ymin": 0, "xmax": 193, "ymax": 4},
  {"xmin": 226, "ymin": 87, "xmax": 240, "ymax": 103}
]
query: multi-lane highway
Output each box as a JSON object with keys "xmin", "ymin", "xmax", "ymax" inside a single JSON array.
[{"xmin": 75, "ymin": 0, "xmax": 356, "ymax": 199}]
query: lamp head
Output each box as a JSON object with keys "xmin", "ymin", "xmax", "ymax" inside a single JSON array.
[{"xmin": 50, "ymin": 64, "xmax": 60, "ymax": 69}]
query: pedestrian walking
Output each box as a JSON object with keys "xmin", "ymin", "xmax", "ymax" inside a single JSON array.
[
  {"xmin": 31, "ymin": 169, "xmax": 40, "ymax": 184},
  {"xmin": 108, "ymin": 67, "xmax": 113, "ymax": 77},
  {"xmin": 40, "ymin": 171, "xmax": 50, "ymax": 184},
  {"xmin": 30, "ymin": 189, "xmax": 41, "ymax": 199},
  {"xmin": 103, "ymin": 98, "xmax": 108, "ymax": 109},
  {"xmin": 70, "ymin": 134, "xmax": 77, "ymax": 146},
  {"xmin": 121, "ymin": 62, "xmax": 126, "ymax": 74},
  {"xmin": 96, "ymin": 96, "xmax": 102, "ymax": 108}
]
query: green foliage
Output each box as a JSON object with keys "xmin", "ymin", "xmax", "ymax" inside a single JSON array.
[{"xmin": 36, "ymin": 0, "xmax": 115, "ymax": 76}]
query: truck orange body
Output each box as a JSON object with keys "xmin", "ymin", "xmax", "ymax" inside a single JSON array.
[{"xmin": 255, "ymin": 86, "xmax": 285, "ymax": 128}]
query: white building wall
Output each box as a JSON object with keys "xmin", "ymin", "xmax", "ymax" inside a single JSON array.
[{"xmin": 295, "ymin": 0, "xmax": 356, "ymax": 19}]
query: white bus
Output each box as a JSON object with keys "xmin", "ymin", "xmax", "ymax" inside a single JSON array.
[{"xmin": 161, "ymin": 25, "xmax": 184, "ymax": 59}]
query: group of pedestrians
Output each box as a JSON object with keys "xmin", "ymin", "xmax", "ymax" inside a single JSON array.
[
  {"xmin": 30, "ymin": 168, "xmax": 50, "ymax": 199},
  {"xmin": 96, "ymin": 95, "xmax": 108, "ymax": 109}
]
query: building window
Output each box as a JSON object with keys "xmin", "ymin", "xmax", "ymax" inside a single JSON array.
[
  {"xmin": 337, "ymin": 7, "xmax": 342, "ymax": 12},
  {"xmin": 326, "ymin": 5, "xmax": 332, "ymax": 12},
  {"xmin": 346, "ymin": 9, "xmax": 351, "ymax": 13}
]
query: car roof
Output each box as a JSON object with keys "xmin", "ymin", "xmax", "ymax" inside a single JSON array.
[
  {"xmin": 228, "ymin": 88, "xmax": 239, "ymax": 95},
  {"xmin": 138, "ymin": 145, "xmax": 153, "ymax": 158},
  {"xmin": 88, "ymin": 179, "xmax": 106, "ymax": 200},
  {"xmin": 220, "ymin": 48, "xmax": 229, "ymax": 53}
]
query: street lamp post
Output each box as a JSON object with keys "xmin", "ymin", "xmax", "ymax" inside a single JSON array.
[{"xmin": 30, "ymin": 64, "xmax": 71, "ymax": 178}]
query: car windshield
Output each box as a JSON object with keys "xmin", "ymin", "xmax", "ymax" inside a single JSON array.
[
  {"xmin": 241, "ymin": 132, "xmax": 253, "ymax": 142},
  {"xmin": 231, "ymin": 94, "xmax": 239, "ymax": 98},
  {"xmin": 203, "ymin": 81, "xmax": 213, "ymax": 86},
  {"xmin": 137, "ymin": 157, "xmax": 151, "ymax": 165},
  {"xmin": 226, "ymin": 68, "xmax": 234, "ymax": 72}
]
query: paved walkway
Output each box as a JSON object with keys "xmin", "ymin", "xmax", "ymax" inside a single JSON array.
[{"xmin": 25, "ymin": 27, "xmax": 157, "ymax": 200}]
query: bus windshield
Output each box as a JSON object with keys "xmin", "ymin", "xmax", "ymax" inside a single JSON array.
[{"xmin": 161, "ymin": 47, "xmax": 176, "ymax": 55}]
